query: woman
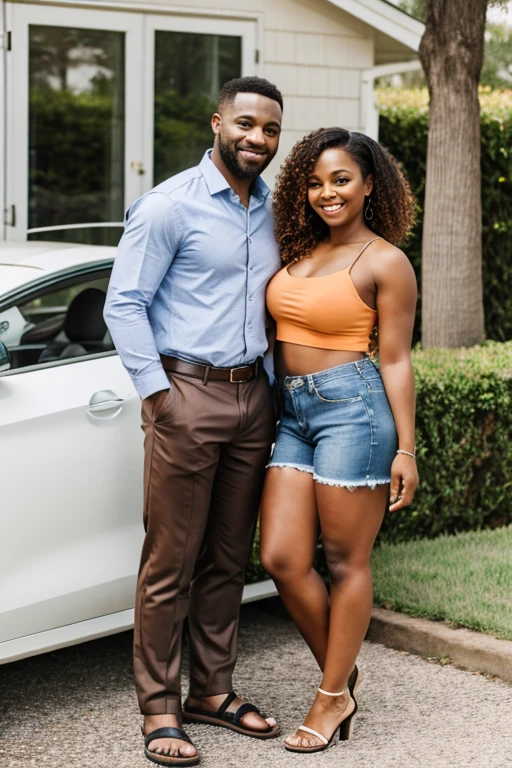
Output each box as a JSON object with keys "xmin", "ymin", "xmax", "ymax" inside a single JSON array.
[{"xmin": 261, "ymin": 127, "xmax": 419, "ymax": 753}]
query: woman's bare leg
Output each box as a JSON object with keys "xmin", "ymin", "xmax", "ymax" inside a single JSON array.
[
  {"xmin": 285, "ymin": 483, "xmax": 388, "ymax": 748},
  {"xmin": 260, "ymin": 467, "xmax": 329, "ymax": 669}
]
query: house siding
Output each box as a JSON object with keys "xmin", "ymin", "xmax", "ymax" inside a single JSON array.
[{"xmin": 260, "ymin": 0, "xmax": 374, "ymax": 169}]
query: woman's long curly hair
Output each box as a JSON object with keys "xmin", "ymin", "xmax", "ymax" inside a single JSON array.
[{"xmin": 273, "ymin": 127, "xmax": 416, "ymax": 265}]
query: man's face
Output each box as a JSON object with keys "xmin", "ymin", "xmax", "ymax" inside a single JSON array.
[{"xmin": 212, "ymin": 92, "xmax": 282, "ymax": 179}]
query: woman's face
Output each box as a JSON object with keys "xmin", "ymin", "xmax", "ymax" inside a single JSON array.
[{"xmin": 307, "ymin": 147, "xmax": 372, "ymax": 229}]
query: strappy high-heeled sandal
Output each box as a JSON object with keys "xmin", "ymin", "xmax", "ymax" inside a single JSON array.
[{"xmin": 284, "ymin": 686, "xmax": 358, "ymax": 754}]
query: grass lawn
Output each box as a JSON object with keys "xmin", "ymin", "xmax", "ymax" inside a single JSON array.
[{"xmin": 371, "ymin": 524, "xmax": 512, "ymax": 641}]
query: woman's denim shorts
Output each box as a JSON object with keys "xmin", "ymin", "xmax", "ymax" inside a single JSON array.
[{"xmin": 267, "ymin": 357, "xmax": 397, "ymax": 489}]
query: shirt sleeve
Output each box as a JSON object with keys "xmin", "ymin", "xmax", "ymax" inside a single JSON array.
[{"xmin": 104, "ymin": 192, "xmax": 182, "ymax": 399}]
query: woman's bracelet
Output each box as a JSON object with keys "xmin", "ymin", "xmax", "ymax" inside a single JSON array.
[{"xmin": 397, "ymin": 449, "xmax": 416, "ymax": 460}]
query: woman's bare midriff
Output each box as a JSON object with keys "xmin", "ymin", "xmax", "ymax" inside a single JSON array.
[{"xmin": 276, "ymin": 341, "xmax": 365, "ymax": 378}]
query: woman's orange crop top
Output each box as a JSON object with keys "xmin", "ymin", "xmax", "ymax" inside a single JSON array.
[{"xmin": 266, "ymin": 239, "xmax": 379, "ymax": 352}]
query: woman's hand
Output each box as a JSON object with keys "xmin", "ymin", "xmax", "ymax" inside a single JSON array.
[{"xmin": 388, "ymin": 453, "xmax": 419, "ymax": 512}]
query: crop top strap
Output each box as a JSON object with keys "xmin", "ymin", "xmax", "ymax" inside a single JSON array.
[{"xmin": 347, "ymin": 237, "xmax": 381, "ymax": 274}]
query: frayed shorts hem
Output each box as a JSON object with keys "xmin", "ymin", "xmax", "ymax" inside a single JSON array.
[
  {"xmin": 314, "ymin": 474, "xmax": 390, "ymax": 490},
  {"xmin": 266, "ymin": 462, "xmax": 390, "ymax": 491}
]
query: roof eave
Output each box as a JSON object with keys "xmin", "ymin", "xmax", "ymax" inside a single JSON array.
[{"xmin": 327, "ymin": 0, "xmax": 424, "ymax": 52}]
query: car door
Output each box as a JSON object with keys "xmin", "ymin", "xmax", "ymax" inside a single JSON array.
[{"xmin": 0, "ymin": 266, "xmax": 144, "ymax": 646}]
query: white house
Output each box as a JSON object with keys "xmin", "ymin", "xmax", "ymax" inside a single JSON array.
[{"xmin": 0, "ymin": 0, "xmax": 423, "ymax": 244}]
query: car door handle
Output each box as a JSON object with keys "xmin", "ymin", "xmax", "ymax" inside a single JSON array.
[{"xmin": 87, "ymin": 390, "xmax": 124, "ymax": 419}]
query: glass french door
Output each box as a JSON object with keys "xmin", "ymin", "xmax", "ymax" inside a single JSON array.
[
  {"xmin": 6, "ymin": 5, "xmax": 256, "ymax": 244},
  {"xmin": 143, "ymin": 15, "xmax": 256, "ymax": 191},
  {"xmin": 7, "ymin": 5, "xmax": 144, "ymax": 244},
  {"xmin": 27, "ymin": 24, "xmax": 126, "ymax": 244}
]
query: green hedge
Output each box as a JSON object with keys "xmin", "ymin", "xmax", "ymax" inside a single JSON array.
[
  {"xmin": 379, "ymin": 341, "xmax": 512, "ymax": 543},
  {"xmin": 377, "ymin": 88, "xmax": 512, "ymax": 344},
  {"xmin": 246, "ymin": 342, "xmax": 512, "ymax": 582}
]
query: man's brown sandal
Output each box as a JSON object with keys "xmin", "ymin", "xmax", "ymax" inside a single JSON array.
[
  {"xmin": 142, "ymin": 726, "xmax": 200, "ymax": 766},
  {"xmin": 182, "ymin": 691, "xmax": 281, "ymax": 739}
]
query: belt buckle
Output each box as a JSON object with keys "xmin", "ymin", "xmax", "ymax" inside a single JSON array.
[{"xmin": 230, "ymin": 365, "xmax": 253, "ymax": 383}]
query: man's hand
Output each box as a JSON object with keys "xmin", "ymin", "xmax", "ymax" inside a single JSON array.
[{"xmin": 144, "ymin": 388, "xmax": 171, "ymax": 420}]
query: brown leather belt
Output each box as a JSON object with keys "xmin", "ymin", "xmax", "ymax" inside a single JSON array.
[{"xmin": 160, "ymin": 355, "xmax": 261, "ymax": 384}]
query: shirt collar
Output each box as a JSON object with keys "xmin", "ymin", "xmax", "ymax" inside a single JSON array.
[{"xmin": 199, "ymin": 149, "xmax": 270, "ymax": 202}]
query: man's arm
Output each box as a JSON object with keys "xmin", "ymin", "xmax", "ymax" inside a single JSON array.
[{"xmin": 104, "ymin": 192, "xmax": 182, "ymax": 400}]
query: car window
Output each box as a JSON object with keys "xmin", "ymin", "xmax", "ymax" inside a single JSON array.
[
  {"xmin": 0, "ymin": 272, "xmax": 115, "ymax": 372},
  {"xmin": 21, "ymin": 277, "xmax": 110, "ymax": 326}
]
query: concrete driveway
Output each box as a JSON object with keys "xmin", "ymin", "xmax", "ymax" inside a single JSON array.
[{"xmin": 1, "ymin": 600, "xmax": 510, "ymax": 768}]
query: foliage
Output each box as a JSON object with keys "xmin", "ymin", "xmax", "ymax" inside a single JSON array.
[
  {"xmin": 371, "ymin": 524, "xmax": 512, "ymax": 640},
  {"xmin": 380, "ymin": 342, "xmax": 512, "ymax": 543},
  {"xmin": 153, "ymin": 31, "xmax": 241, "ymax": 184},
  {"xmin": 396, "ymin": 0, "xmax": 426, "ymax": 19},
  {"xmin": 396, "ymin": 0, "xmax": 508, "ymax": 21},
  {"xmin": 29, "ymin": 87, "xmax": 124, "ymax": 228},
  {"xmin": 153, "ymin": 91, "xmax": 217, "ymax": 185},
  {"xmin": 377, "ymin": 87, "xmax": 512, "ymax": 343},
  {"xmin": 391, "ymin": 3, "xmax": 512, "ymax": 89},
  {"xmin": 482, "ymin": 21, "xmax": 512, "ymax": 88},
  {"xmin": 246, "ymin": 342, "xmax": 512, "ymax": 583},
  {"xmin": 28, "ymin": 24, "xmax": 125, "ymax": 237},
  {"xmin": 29, "ymin": 26, "xmax": 118, "ymax": 92}
]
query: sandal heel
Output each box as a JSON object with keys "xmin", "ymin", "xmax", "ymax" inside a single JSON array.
[{"xmin": 339, "ymin": 699, "xmax": 358, "ymax": 742}]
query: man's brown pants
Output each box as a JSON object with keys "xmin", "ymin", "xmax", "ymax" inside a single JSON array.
[{"xmin": 134, "ymin": 369, "xmax": 274, "ymax": 714}]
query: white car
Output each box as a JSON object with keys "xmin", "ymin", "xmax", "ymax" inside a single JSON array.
[{"xmin": 0, "ymin": 241, "xmax": 273, "ymax": 664}]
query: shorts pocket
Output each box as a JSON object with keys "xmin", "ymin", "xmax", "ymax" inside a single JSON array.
[{"xmin": 311, "ymin": 380, "xmax": 362, "ymax": 404}]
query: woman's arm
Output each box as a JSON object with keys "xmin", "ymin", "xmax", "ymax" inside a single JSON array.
[{"xmin": 373, "ymin": 245, "xmax": 419, "ymax": 512}]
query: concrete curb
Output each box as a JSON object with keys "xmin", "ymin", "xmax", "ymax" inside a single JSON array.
[{"xmin": 366, "ymin": 607, "xmax": 512, "ymax": 682}]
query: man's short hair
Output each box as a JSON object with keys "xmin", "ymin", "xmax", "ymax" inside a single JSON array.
[{"xmin": 218, "ymin": 77, "xmax": 283, "ymax": 111}]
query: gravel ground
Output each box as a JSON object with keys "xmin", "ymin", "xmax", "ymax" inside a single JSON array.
[{"xmin": 1, "ymin": 599, "xmax": 511, "ymax": 768}]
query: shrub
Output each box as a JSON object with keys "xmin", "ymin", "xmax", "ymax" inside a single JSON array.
[
  {"xmin": 377, "ymin": 87, "xmax": 512, "ymax": 344},
  {"xmin": 380, "ymin": 341, "xmax": 512, "ymax": 543},
  {"xmin": 246, "ymin": 342, "xmax": 512, "ymax": 582}
]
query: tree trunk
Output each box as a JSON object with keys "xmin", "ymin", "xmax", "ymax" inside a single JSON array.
[{"xmin": 419, "ymin": 0, "xmax": 487, "ymax": 347}]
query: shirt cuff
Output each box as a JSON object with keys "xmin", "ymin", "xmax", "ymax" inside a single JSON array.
[{"xmin": 132, "ymin": 368, "xmax": 171, "ymax": 400}]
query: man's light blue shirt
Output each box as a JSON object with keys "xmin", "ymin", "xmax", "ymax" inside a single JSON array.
[{"xmin": 104, "ymin": 151, "xmax": 280, "ymax": 399}]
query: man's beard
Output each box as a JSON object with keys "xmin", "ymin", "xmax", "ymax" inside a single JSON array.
[{"xmin": 218, "ymin": 135, "xmax": 271, "ymax": 180}]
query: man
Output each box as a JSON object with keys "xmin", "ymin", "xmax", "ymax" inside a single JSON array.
[{"xmin": 104, "ymin": 77, "xmax": 283, "ymax": 766}]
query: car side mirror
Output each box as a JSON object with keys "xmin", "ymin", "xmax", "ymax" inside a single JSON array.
[{"xmin": 0, "ymin": 340, "xmax": 11, "ymax": 372}]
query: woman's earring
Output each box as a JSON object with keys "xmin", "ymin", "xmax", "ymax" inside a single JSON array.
[{"xmin": 364, "ymin": 197, "xmax": 374, "ymax": 221}]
